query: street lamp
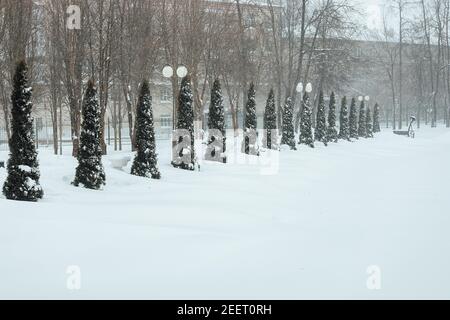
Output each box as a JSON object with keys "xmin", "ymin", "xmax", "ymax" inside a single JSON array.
[
  {"xmin": 296, "ymin": 82, "xmax": 312, "ymax": 95},
  {"xmin": 294, "ymin": 82, "xmax": 312, "ymax": 133},
  {"xmin": 162, "ymin": 65, "xmax": 173, "ymax": 78},
  {"xmin": 176, "ymin": 65, "xmax": 188, "ymax": 78},
  {"xmin": 162, "ymin": 64, "xmax": 189, "ymax": 130},
  {"xmin": 305, "ymin": 83, "xmax": 312, "ymax": 94}
]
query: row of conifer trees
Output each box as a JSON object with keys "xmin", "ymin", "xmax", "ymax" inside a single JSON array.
[
  {"xmin": 278, "ymin": 90, "xmax": 382, "ymax": 151},
  {"xmin": 2, "ymin": 61, "xmax": 162, "ymax": 201},
  {"xmin": 1, "ymin": 61, "xmax": 381, "ymax": 202},
  {"xmin": 211, "ymin": 80, "xmax": 382, "ymax": 153}
]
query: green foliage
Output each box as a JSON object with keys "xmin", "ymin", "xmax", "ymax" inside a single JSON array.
[
  {"xmin": 73, "ymin": 79, "xmax": 106, "ymax": 189},
  {"xmin": 131, "ymin": 80, "xmax": 161, "ymax": 179},
  {"xmin": 3, "ymin": 60, "xmax": 43, "ymax": 201},
  {"xmin": 326, "ymin": 92, "xmax": 338, "ymax": 143},
  {"xmin": 264, "ymin": 89, "xmax": 277, "ymax": 150},
  {"xmin": 349, "ymin": 97, "xmax": 359, "ymax": 140},
  {"xmin": 315, "ymin": 90, "xmax": 328, "ymax": 146},
  {"xmin": 281, "ymin": 96, "xmax": 296, "ymax": 150},
  {"xmin": 299, "ymin": 92, "xmax": 314, "ymax": 148}
]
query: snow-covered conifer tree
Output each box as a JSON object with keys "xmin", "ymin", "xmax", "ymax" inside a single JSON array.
[
  {"xmin": 264, "ymin": 89, "xmax": 277, "ymax": 149},
  {"xmin": 299, "ymin": 88, "xmax": 314, "ymax": 148},
  {"xmin": 315, "ymin": 90, "xmax": 328, "ymax": 146},
  {"xmin": 206, "ymin": 79, "xmax": 226, "ymax": 163},
  {"xmin": 172, "ymin": 76, "xmax": 196, "ymax": 170},
  {"xmin": 73, "ymin": 79, "xmax": 106, "ymax": 189},
  {"xmin": 358, "ymin": 100, "xmax": 367, "ymax": 138},
  {"xmin": 366, "ymin": 106, "xmax": 373, "ymax": 138},
  {"xmin": 130, "ymin": 80, "xmax": 161, "ymax": 179},
  {"xmin": 242, "ymin": 82, "xmax": 259, "ymax": 155},
  {"xmin": 349, "ymin": 97, "xmax": 359, "ymax": 140},
  {"xmin": 280, "ymin": 96, "xmax": 296, "ymax": 150},
  {"xmin": 2, "ymin": 60, "xmax": 43, "ymax": 201},
  {"xmin": 338, "ymin": 96, "xmax": 350, "ymax": 141},
  {"xmin": 373, "ymin": 103, "xmax": 381, "ymax": 133},
  {"xmin": 326, "ymin": 92, "xmax": 338, "ymax": 143}
]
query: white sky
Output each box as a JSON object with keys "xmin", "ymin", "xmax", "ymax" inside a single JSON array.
[
  {"xmin": 364, "ymin": 0, "xmax": 385, "ymax": 30},
  {"xmin": 359, "ymin": 0, "xmax": 419, "ymax": 32}
]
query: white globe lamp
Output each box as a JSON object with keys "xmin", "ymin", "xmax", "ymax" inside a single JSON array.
[
  {"xmin": 162, "ymin": 65, "xmax": 173, "ymax": 78},
  {"xmin": 176, "ymin": 65, "xmax": 188, "ymax": 78},
  {"xmin": 305, "ymin": 83, "xmax": 312, "ymax": 93}
]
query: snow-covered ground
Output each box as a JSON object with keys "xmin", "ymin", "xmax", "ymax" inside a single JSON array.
[{"xmin": 0, "ymin": 128, "xmax": 449, "ymax": 299}]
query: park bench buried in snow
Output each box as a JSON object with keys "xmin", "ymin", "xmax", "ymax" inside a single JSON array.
[
  {"xmin": 393, "ymin": 116, "xmax": 416, "ymax": 138},
  {"xmin": 0, "ymin": 161, "xmax": 4, "ymax": 168}
]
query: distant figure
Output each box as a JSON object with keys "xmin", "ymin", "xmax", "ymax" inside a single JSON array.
[{"xmin": 393, "ymin": 116, "xmax": 416, "ymax": 138}]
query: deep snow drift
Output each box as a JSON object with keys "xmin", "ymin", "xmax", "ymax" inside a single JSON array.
[{"xmin": 0, "ymin": 128, "xmax": 449, "ymax": 299}]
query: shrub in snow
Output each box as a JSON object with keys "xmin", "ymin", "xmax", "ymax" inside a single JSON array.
[
  {"xmin": 2, "ymin": 60, "xmax": 43, "ymax": 201},
  {"xmin": 358, "ymin": 100, "xmax": 367, "ymax": 138},
  {"xmin": 205, "ymin": 79, "xmax": 226, "ymax": 163},
  {"xmin": 338, "ymin": 96, "xmax": 350, "ymax": 141},
  {"xmin": 349, "ymin": 97, "xmax": 359, "ymax": 140},
  {"xmin": 172, "ymin": 76, "xmax": 196, "ymax": 170},
  {"xmin": 72, "ymin": 79, "xmax": 106, "ymax": 190},
  {"xmin": 373, "ymin": 103, "xmax": 381, "ymax": 133},
  {"xmin": 280, "ymin": 96, "xmax": 296, "ymax": 150},
  {"xmin": 326, "ymin": 92, "xmax": 338, "ymax": 143},
  {"xmin": 130, "ymin": 80, "xmax": 161, "ymax": 179},
  {"xmin": 263, "ymin": 89, "xmax": 278, "ymax": 150},
  {"xmin": 299, "ymin": 90, "xmax": 314, "ymax": 148},
  {"xmin": 366, "ymin": 106, "xmax": 373, "ymax": 138},
  {"xmin": 314, "ymin": 90, "xmax": 328, "ymax": 146},
  {"xmin": 242, "ymin": 82, "xmax": 259, "ymax": 156}
]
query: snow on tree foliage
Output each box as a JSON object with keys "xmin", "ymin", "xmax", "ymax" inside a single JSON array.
[
  {"xmin": 280, "ymin": 96, "xmax": 296, "ymax": 150},
  {"xmin": 315, "ymin": 90, "xmax": 328, "ymax": 146},
  {"xmin": 366, "ymin": 105, "xmax": 373, "ymax": 138},
  {"xmin": 263, "ymin": 89, "xmax": 277, "ymax": 150},
  {"xmin": 172, "ymin": 76, "xmax": 196, "ymax": 170},
  {"xmin": 326, "ymin": 92, "xmax": 338, "ymax": 143},
  {"xmin": 242, "ymin": 82, "xmax": 259, "ymax": 155},
  {"xmin": 2, "ymin": 60, "xmax": 43, "ymax": 201},
  {"xmin": 299, "ymin": 90, "xmax": 314, "ymax": 148},
  {"xmin": 349, "ymin": 97, "xmax": 359, "ymax": 140},
  {"xmin": 373, "ymin": 103, "xmax": 381, "ymax": 133},
  {"xmin": 338, "ymin": 96, "xmax": 350, "ymax": 141},
  {"xmin": 130, "ymin": 80, "xmax": 161, "ymax": 179},
  {"xmin": 358, "ymin": 100, "xmax": 367, "ymax": 138},
  {"xmin": 73, "ymin": 79, "xmax": 106, "ymax": 190},
  {"xmin": 206, "ymin": 79, "xmax": 226, "ymax": 163}
]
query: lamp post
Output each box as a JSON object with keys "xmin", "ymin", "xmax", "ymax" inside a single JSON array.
[
  {"xmin": 295, "ymin": 82, "xmax": 312, "ymax": 100},
  {"xmin": 162, "ymin": 64, "xmax": 188, "ymax": 130},
  {"xmin": 295, "ymin": 82, "xmax": 303, "ymax": 123},
  {"xmin": 305, "ymin": 83, "xmax": 312, "ymax": 94},
  {"xmin": 358, "ymin": 95, "xmax": 370, "ymax": 108},
  {"xmin": 296, "ymin": 82, "xmax": 304, "ymax": 95},
  {"xmin": 365, "ymin": 96, "xmax": 370, "ymax": 111},
  {"xmin": 294, "ymin": 82, "xmax": 312, "ymax": 132}
]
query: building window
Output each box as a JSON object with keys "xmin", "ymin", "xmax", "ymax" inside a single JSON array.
[
  {"xmin": 160, "ymin": 87, "xmax": 172, "ymax": 103},
  {"xmin": 160, "ymin": 115, "xmax": 172, "ymax": 128}
]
